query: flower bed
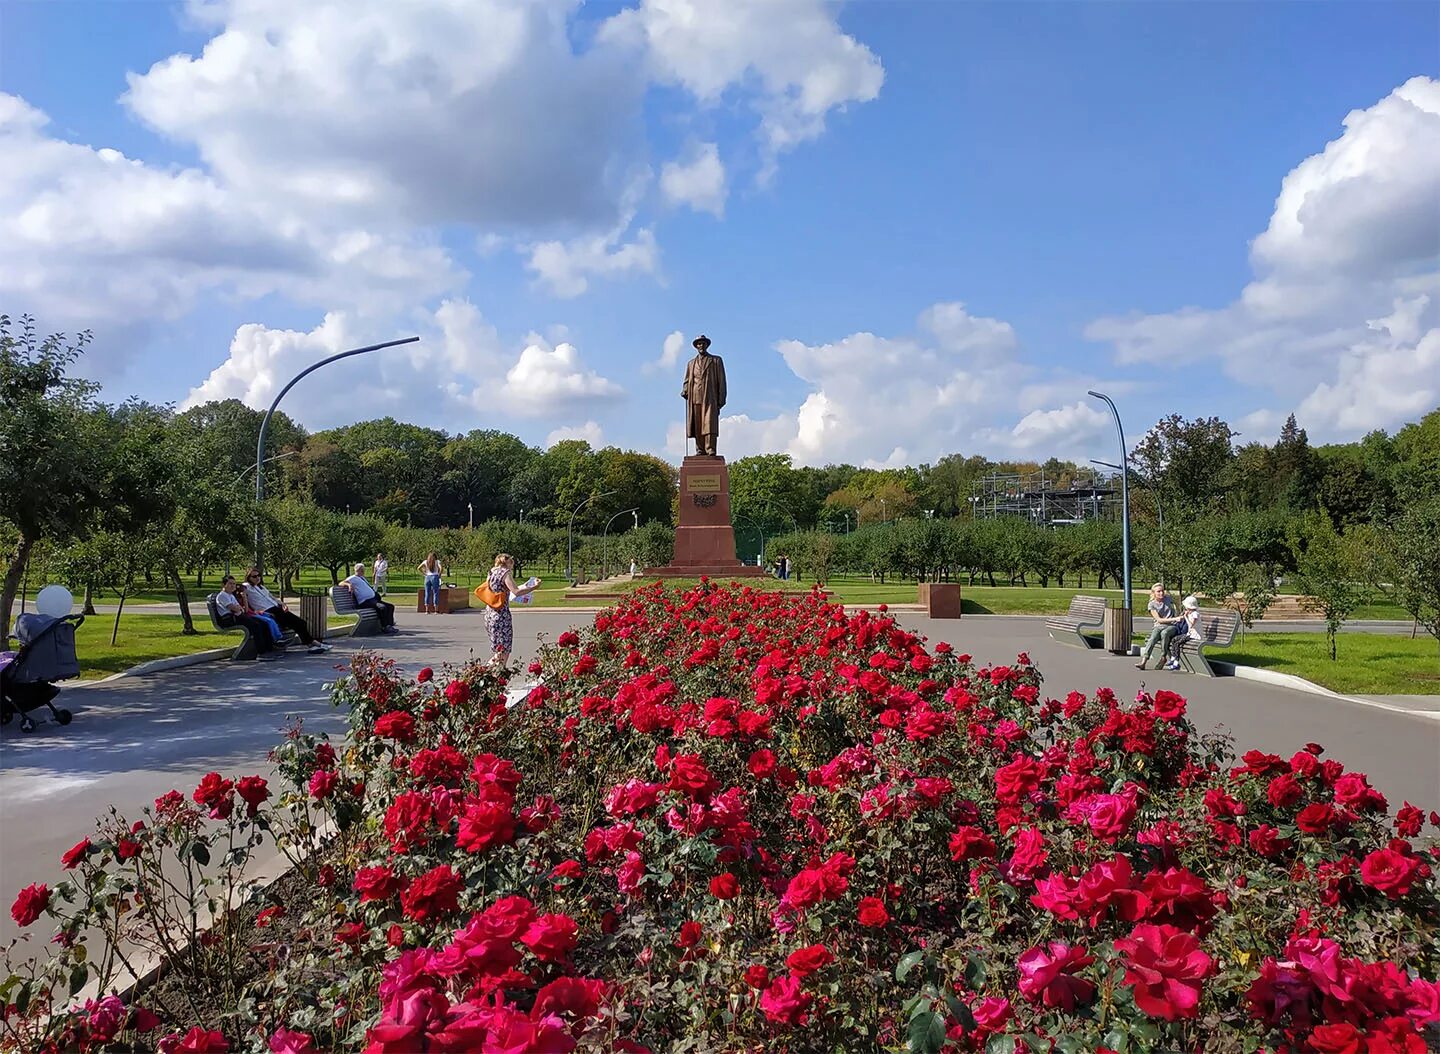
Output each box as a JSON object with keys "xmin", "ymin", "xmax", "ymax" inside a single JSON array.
[{"xmin": 3, "ymin": 582, "xmax": 1437, "ymax": 1052}]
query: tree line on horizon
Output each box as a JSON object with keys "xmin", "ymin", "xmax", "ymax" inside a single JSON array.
[{"xmin": 3, "ymin": 314, "xmax": 1438, "ymax": 651}]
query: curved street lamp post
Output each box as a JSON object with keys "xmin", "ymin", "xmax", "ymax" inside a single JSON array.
[
  {"xmin": 1088, "ymin": 390, "xmax": 1132, "ymax": 612},
  {"xmin": 601, "ymin": 507, "xmax": 639, "ymax": 579},
  {"xmin": 254, "ymin": 336, "xmax": 420, "ymax": 572},
  {"xmin": 567, "ymin": 491, "xmax": 617, "ymax": 583},
  {"xmin": 735, "ymin": 515, "xmax": 765, "ymax": 568}
]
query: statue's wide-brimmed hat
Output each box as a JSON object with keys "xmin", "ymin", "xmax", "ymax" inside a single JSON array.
[{"xmin": 692, "ymin": 334, "xmax": 711, "ymax": 350}]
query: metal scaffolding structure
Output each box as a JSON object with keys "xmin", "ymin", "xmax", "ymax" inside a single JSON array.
[{"xmin": 968, "ymin": 470, "xmax": 1117, "ymax": 525}]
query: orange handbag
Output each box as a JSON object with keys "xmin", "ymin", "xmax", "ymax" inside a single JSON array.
[{"xmin": 474, "ymin": 582, "xmax": 506, "ymax": 610}]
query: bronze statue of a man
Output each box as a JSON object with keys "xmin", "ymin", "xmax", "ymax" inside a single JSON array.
[{"xmin": 681, "ymin": 334, "xmax": 726, "ymax": 456}]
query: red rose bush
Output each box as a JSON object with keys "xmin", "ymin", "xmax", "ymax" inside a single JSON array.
[{"xmin": 2, "ymin": 582, "xmax": 1436, "ymax": 1052}]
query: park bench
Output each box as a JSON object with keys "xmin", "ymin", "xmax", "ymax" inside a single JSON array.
[
  {"xmin": 329, "ymin": 586, "xmax": 382, "ymax": 637},
  {"xmin": 1175, "ymin": 608, "xmax": 1241, "ymax": 677},
  {"xmin": 1046, "ymin": 595, "xmax": 1108, "ymax": 649},
  {"xmin": 206, "ymin": 594, "xmax": 259, "ymax": 660}
]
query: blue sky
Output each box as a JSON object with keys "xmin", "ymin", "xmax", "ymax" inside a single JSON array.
[{"xmin": 2, "ymin": 0, "xmax": 1436, "ymax": 466}]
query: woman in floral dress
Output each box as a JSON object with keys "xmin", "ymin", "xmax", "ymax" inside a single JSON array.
[{"xmin": 486, "ymin": 553, "xmax": 539, "ymax": 666}]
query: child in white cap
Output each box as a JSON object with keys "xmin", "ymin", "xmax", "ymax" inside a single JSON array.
[{"xmin": 1165, "ymin": 595, "xmax": 1202, "ymax": 670}]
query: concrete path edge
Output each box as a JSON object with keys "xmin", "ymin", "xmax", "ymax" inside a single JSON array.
[
  {"xmin": 76, "ymin": 626, "xmax": 360, "ymax": 686},
  {"xmin": 1214, "ymin": 661, "xmax": 1440, "ymax": 719}
]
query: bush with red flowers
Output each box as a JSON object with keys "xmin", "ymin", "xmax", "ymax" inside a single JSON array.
[{"xmin": 3, "ymin": 583, "xmax": 1436, "ymax": 1053}]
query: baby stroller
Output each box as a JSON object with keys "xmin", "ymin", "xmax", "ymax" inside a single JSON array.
[{"xmin": 1, "ymin": 612, "xmax": 82, "ymax": 733}]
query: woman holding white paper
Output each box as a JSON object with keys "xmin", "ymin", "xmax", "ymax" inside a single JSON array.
[{"xmin": 485, "ymin": 553, "xmax": 540, "ymax": 666}]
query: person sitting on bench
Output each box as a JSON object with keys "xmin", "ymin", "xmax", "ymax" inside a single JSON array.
[
  {"xmin": 339, "ymin": 562, "xmax": 398, "ymax": 633},
  {"xmin": 242, "ymin": 568, "xmax": 331, "ymax": 654},
  {"xmin": 215, "ymin": 576, "xmax": 280, "ymax": 660},
  {"xmin": 1136, "ymin": 583, "xmax": 1181, "ymax": 670},
  {"xmin": 1164, "ymin": 595, "xmax": 1202, "ymax": 670}
]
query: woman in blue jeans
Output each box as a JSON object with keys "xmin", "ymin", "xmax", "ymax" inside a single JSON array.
[{"xmin": 418, "ymin": 552, "xmax": 445, "ymax": 613}]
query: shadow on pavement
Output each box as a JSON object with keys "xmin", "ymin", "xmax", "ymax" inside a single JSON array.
[{"xmin": 0, "ymin": 653, "xmax": 351, "ymax": 780}]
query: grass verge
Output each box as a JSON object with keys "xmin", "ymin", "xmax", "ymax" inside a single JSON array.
[
  {"xmin": 1211, "ymin": 631, "xmax": 1440, "ymax": 696},
  {"xmin": 52, "ymin": 613, "xmax": 356, "ymax": 680}
]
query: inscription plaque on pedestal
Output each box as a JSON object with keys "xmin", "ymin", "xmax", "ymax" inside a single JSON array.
[{"xmin": 645, "ymin": 455, "xmax": 766, "ymax": 578}]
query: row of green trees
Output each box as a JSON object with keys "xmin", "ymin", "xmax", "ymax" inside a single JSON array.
[
  {"xmin": 4, "ymin": 313, "xmax": 1437, "ymax": 656},
  {"xmin": 765, "ymin": 504, "xmax": 1439, "ymax": 656}
]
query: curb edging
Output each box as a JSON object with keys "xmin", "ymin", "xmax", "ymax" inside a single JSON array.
[
  {"xmin": 1215, "ymin": 661, "xmax": 1440, "ymax": 719},
  {"xmin": 73, "ymin": 625, "xmax": 358, "ymax": 686}
]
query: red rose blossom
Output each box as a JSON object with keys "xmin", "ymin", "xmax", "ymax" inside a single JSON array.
[
  {"xmin": 236, "ymin": 776, "xmax": 270, "ymax": 817},
  {"xmin": 1016, "ymin": 941, "xmax": 1096, "ymax": 1011},
  {"xmin": 1113, "ymin": 923, "xmax": 1215, "ymax": 1020},
  {"xmin": 709, "ymin": 873, "xmax": 740, "ymax": 899},
  {"xmin": 192, "ymin": 772, "xmax": 235, "ymax": 819},
  {"xmin": 785, "ymin": 943, "xmax": 835, "ymax": 977},
  {"xmin": 1360, "ymin": 846, "xmax": 1422, "ymax": 899},
  {"xmin": 399, "ymin": 865, "xmax": 463, "ymax": 923},
  {"xmin": 521, "ymin": 913, "xmax": 579, "ymax": 961},
  {"xmin": 677, "ymin": 920, "xmax": 703, "ymax": 948},
  {"xmin": 61, "ymin": 838, "xmax": 91, "ymax": 869},
  {"xmin": 759, "ymin": 974, "xmax": 813, "ymax": 1026},
  {"xmin": 857, "ymin": 896, "xmax": 889, "ymax": 927},
  {"xmin": 10, "ymin": 883, "xmax": 49, "ymax": 926}
]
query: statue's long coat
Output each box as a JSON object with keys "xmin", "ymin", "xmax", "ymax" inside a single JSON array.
[{"xmin": 682, "ymin": 352, "xmax": 727, "ymax": 442}]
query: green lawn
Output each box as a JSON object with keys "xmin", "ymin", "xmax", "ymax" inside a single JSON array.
[
  {"xmin": 1210, "ymin": 632, "xmax": 1440, "ymax": 696},
  {"xmin": 22, "ymin": 569, "xmax": 1412, "ymax": 621},
  {"xmin": 66, "ymin": 614, "xmax": 233, "ymax": 679},
  {"xmin": 50, "ymin": 613, "xmax": 355, "ymax": 680}
]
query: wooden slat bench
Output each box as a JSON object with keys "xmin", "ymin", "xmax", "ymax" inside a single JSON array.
[
  {"xmin": 1176, "ymin": 608, "xmax": 1241, "ymax": 677},
  {"xmin": 330, "ymin": 586, "xmax": 382, "ymax": 637},
  {"xmin": 206, "ymin": 594, "xmax": 259, "ymax": 660},
  {"xmin": 1046, "ymin": 595, "xmax": 1108, "ymax": 649}
]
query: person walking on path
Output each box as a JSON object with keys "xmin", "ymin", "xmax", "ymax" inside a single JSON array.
[
  {"xmin": 485, "ymin": 553, "xmax": 539, "ymax": 667},
  {"xmin": 1136, "ymin": 583, "xmax": 1180, "ymax": 670},
  {"xmin": 1164, "ymin": 595, "xmax": 1203, "ymax": 671},
  {"xmin": 242, "ymin": 568, "xmax": 331, "ymax": 654},
  {"xmin": 340, "ymin": 563, "xmax": 398, "ymax": 633},
  {"xmin": 373, "ymin": 553, "xmax": 389, "ymax": 596},
  {"xmin": 419, "ymin": 552, "xmax": 444, "ymax": 614}
]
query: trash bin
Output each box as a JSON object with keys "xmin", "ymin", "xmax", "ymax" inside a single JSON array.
[
  {"xmin": 1103, "ymin": 606, "xmax": 1133, "ymax": 655},
  {"xmin": 299, "ymin": 593, "xmax": 329, "ymax": 642}
]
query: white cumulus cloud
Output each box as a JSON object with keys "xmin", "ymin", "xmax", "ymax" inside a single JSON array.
[
  {"xmin": 660, "ymin": 142, "xmax": 727, "ymax": 216},
  {"xmin": 1086, "ymin": 76, "xmax": 1440, "ymax": 440},
  {"xmin": 645, "ymin": 329, "xmax": 687, "ymax": 375},
  {"xmin": 0, "ymin": 92, "xmax": 459, "ymax": 361},
  {"xmin": 498, "ymin": 337, "xmax": 625, "ymax": 417},
  {"xmin": 662, "ymin": 302, "xmax": 1124, "ymax": 466},
  {"xmin": 3, "ymin": 0, "xmax": 886, "ymax": 366},
  {"xmin": 546, "ymin": 421, "xmax": 605, "ymax": 448},
  {"xmin": 526, "ymin": 224, "xmax": 660, "ymax": 299},
  {"xmin": 601, "ymin": 0, "xmax": 883, "ymax": 172}
]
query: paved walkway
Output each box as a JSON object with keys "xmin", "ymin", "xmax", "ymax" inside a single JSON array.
[
  {"xmin": 894, "ymin": 614, "xmax": 1439, "ymax": 810},
  {"xmin": 3, "ymin": 606, "xmax": 1436, "ymax": 948},
  {"xmin": 47, "ymin": 600, "xmax": 1426, "ymax": 636}
]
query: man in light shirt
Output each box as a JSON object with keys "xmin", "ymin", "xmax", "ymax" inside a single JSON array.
[
  {"xmin": 214, "ymin": 575, "xmax": 280, "ymax": 661},
  {"xmin": 243, "ymin": 568, "xmax": 331, "ymax": 654},
  {"xmin": 373, "ymin": 553, "xmax": 389, "ymax": 596},
  {"xmin": 339, "ymin": 562, "xmax": 398, "ymax": 633}
]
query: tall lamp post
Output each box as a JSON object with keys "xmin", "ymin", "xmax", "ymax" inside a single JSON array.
[
  {"xmin": 567, "ymin": 490, "xmax": 616, "ymax": 583},
  {"xmin": 225, "ymin": 452, "xmax": 298, "ymax": 577},
  {"xmin": 601, "ymin": 507, "xmax": 639, "ymax": 579},
  {"xmin": 254, "ymin": 336, "xmax": 419, "ymax": 571},
  {"xmin": 735, "ymin": 515, "xmax": 765, "ymax": 567},
  {"xmin": 1088, "ymin": 391, "xmax": 1131, "ymax": 611}
]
